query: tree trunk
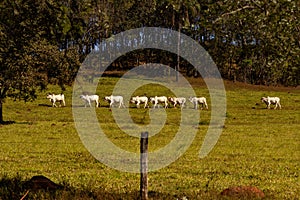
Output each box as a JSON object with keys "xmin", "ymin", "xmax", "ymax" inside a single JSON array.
[
  {"xmin": 176, "ymin": 22, "xmax": 181, "ymax": 82},
  {"xmin": 0, "ymin": 100, "xmax": 3, "ymax": 123}
]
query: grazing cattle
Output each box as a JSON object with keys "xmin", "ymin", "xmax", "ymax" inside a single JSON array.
[
  {"xmin": 168, "ymin": 97, "xmax": 186, "ymax": 109},
  {"xmin": 150, "ymin": 96, "xmax": 168, "ymax": 108},
  {"xmin": 189, "ymin": 96, "xmax": 208, "ymax": 110},
  {"xmin": 46, "ymin": 94, "xmax": 65, "ymax": 107},
  {"xmin": 80, "ymin": 94, "xmax": 99, "ymax": 107},
  {"xmin": 131, "ymin": 96, "xmax": 149, "ymax": 108},
  {"xmin": 105, "ymin": 95, "xmax": 126, "ymax": 108},
  {"xmin": 261, "ymin": 96, "xmax": 281, "ymax": 109}
]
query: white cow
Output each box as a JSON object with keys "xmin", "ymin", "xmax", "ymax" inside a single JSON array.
[
  {"xmin": 168, "ymin": 97, "xmax": 186, "ymax": 109},
  {"xmin": 47, "ymin": 94, "xmax": 65, "ymax": 107},
  {"xmin": 189, "ymin": 96, "xmax": 208, "ymax": 110},
  {"xmin": 80, "ymin": 94, "xmax": 99, "ymax": 107},
  {"xmin": 150, "ymin": 96, "xmax": 168, "ymax": 108},
  {"xmin": 131, "ymin": 96, "xmax": 149, "ymax": 108},
  {"xmin": 105, "ymin": 95, "xmax": 126, "ymax": 108},
  {"xmin": 261, "ymin": 96, "xmax": 281, "ymax": 109}
]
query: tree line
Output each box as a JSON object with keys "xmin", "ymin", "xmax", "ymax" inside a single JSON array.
[{"xmin": 0, "ymin": 0, "xmax": 299, "ymax": 121}]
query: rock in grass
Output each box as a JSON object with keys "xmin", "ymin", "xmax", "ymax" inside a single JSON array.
[
  {"xmin": 221, "ymin": 186, "xmax": 265, "ymax": 199},
  {"xmin": 25, "ymin": 175, "xmax": 63, "ymax": 191}
]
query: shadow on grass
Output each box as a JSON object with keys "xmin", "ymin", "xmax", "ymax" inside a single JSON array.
[
  {"xmin": 0, "ymin": 121, "xmax": 15, "ymax": 125},
  {"xmin": 0, "ymin": 175, "xmax": 271, "ymax": 200},
  {"xmin": 0, "ymin": 175, "xmax": 172, "ymax": 200},
  {"xmin": 0, "ymin": 121, "xmax": 36, "ymax": 126},
  {"xmin": 38, "ymin": 103, "xmax": 52, "ymax": 107}
]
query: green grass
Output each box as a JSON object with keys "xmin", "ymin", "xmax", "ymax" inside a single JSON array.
[{"xmin": 0, "ymin": 77, "xmax": 299, "ymax": 199}]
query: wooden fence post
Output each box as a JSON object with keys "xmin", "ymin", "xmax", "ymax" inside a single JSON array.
[{"xmin": 140, "ymin": 132, "xmax": 148, "ymax": 200}]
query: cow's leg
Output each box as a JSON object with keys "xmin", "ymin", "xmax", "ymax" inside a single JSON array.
[
  {"xmin": 266, "ymin": 102, "xmax": 269, "ymax": 109},
  {"xmin": 121, "ymin": 101, "xmax": 126, "ymax": 108},
  {"xmin": 278, "ymin": 102, "xmax": 281, "ymax": 109},
  {"xmin": 119, "ymin": 101, "xmax": 125, "ymax": 108},
  {"xmin": 181, "ymin": 102, "xmax": 185, "ymax": 109},
  {"xmin": 179, "ymin": 103, "xmax": 182, "ymax": 109},
  {"xmin": 58, "ymin": 100, "xmax": 62, "ymax": 107},
  {"xmin": 274, "ymin": 102, "xmax": 278, "ymax": 109}
]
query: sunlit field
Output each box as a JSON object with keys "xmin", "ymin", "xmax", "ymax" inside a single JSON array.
[{"xmin": 0, "ymin": 77, "xmax": 299, "ymax": 199}]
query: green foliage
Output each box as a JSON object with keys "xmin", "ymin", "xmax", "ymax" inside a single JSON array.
[
  {"xmin": 203, "ymin": 0, "xmax": 299, "ymax": 85},
  {"xmin": 0, "ymin": 0, "xmax": 83, "ymax": 121},
  {"xmin": 88, "ymin": 0, "xmax": 299, "ymax": 86}
]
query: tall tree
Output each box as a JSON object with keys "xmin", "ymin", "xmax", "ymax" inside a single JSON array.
[
  {"xmin": 0, "ymin": 0, "xmax": 81, "ymax": 122},
  {"xmin": 205, "ymin": 0, "xmax": 299, "ymax": 85}
]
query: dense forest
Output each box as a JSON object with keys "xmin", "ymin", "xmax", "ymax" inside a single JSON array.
[{"xmin": 0, "ymin": 0, "xmax": 299, "ymax": 110}]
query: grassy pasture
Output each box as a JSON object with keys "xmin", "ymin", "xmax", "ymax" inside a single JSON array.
[{"xmin": 0, "ymin": 77, "xmax": 299, "ymax": 199}]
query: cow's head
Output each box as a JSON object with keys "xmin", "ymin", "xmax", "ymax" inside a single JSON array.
[
  {"xmin": 168, "ymin": 97, "xmax": 175, "ymax": 102},
  {"xmin": 130, "ymin": 97, "xmax": 137, "ymax": 103},
  {"xmin": 149, "ymin": 97, "xmax": 155, "ymax": 103},
  {"xmin": 261, "ymin": 97, "xmax": 267, "ymax": 103}
]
